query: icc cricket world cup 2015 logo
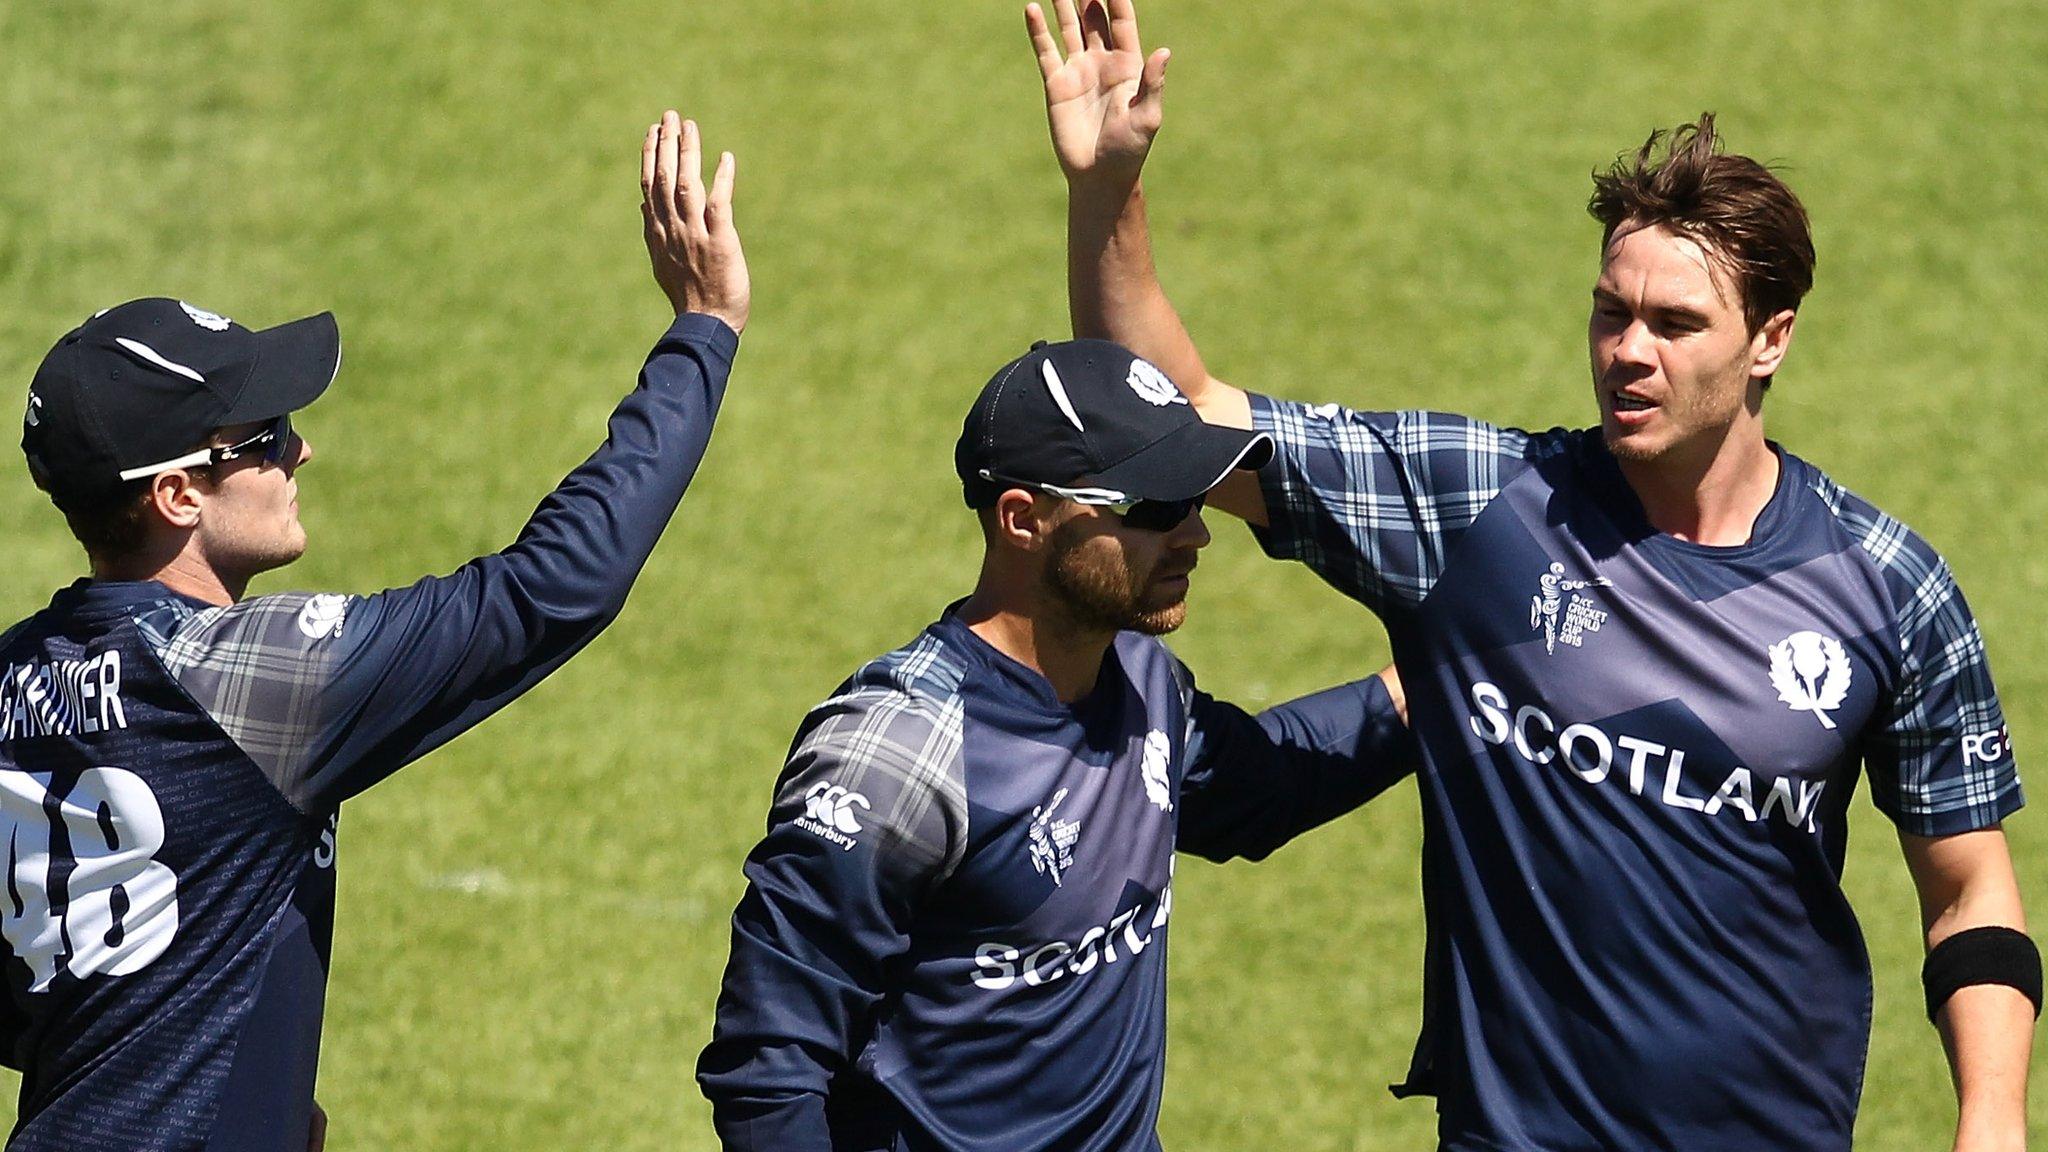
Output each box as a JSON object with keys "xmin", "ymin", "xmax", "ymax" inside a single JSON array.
[{"xmin": 1530, "ymin": 563, "xmax": 1614, "ymax": 655}]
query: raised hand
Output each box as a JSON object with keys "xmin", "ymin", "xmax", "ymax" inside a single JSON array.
[
  {"xmin": 641, "ymin": 111, "xmax": 751, "ymax": 333},
  {"xmin": 1026, "ymin": 0, "xmax": 1169, "ymax": 187}
]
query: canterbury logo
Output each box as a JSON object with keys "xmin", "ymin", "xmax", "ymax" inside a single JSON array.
[
  {"xmin": 801, "ymin": 782, "xmax": 870, "ymax": 836},
  {"xmin": 1768, "ymin": 631, "xmax": 1852, "ymax": 730}
]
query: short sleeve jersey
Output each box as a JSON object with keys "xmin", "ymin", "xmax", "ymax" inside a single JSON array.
[{"xmin": 1249, "ymin": 398, "xmax": 2021, "ymax": 1152}]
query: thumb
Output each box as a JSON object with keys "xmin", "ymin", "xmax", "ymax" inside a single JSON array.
[
  {"xmin": 1134, "ymin": 47, "xmax": 1170, "ymax": 117},
  {"xmin": 706, "ymin": 151, "xmax": 738, "ymax": 231}
]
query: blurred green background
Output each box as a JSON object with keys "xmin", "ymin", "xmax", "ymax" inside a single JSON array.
[{"xmin": 1, "ymin": 0, "xmax": 2040, "ymax": 1147}]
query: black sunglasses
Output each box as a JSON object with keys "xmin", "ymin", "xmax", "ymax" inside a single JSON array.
[
  {"xmin": 980, "ymin": 473, "xmax": 1204, "ymax": 532},
  {"xmin": 115, "ymin": 413, "xmax": 296, "ymax": 481},
  {"xmin": 211, "ymin": 413, "xmax": 295, "ymax": 467}
]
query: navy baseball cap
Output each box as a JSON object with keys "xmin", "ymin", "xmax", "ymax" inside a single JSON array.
[
  {"xmin": 23, "ymin": 298, "xmax": 340, "ymax": 497},
  {"xmin": 956, "ymin": 339, "xmax": 1272, "ymax": 508}
]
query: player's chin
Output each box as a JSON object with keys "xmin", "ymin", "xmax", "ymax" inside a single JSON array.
[
  {"xmin": 267, "ymin": 527, "xmax": 311, "ymax": 571},
  {"xmin": 1602, "ymin": 419, "xmax": 1667, "ymax": 463},
  {"xmin": 1127, "ymin": 590, "xmax": 1190, "ymax": 636}
]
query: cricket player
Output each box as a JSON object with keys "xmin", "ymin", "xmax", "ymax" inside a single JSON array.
[
  {"xmin": 0, "ymin": 111, "xmax": 744, "ymax": 1151},
  {"xmin": 1025, "ymin": 3, "xmax": 2035, "ymax": 1149},
  {"xmin": 698, "ymin": 338, "xmax": 1417, "ymax": 1150}
]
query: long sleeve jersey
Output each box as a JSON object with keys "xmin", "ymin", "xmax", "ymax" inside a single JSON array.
[
  {"xmin": 697, "ymin": 611, "xmax": 1416, "ymax": 1151},
  {"xmin": 0, "ymin": 313, "xmax": 736, "ymax": 1151}
]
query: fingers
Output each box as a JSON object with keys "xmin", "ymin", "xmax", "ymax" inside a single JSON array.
[
  {"xmin": 1107, "ymin": 0, "xmax": 1141, "ymax": 50},
  {"xmin": 678, "ymin": 118, "xmax": 706, "ymax": 231},
  {"xmin": 1081, "ymin": 0, "xmax": 1110, "ymax": 52},
  {"xmin": 640, "ymin": 122, "xmax": 658, "ymax": 208},
  {"xmin": 654, "ymin": 111, "xmax": 683, "ymax": 236},
  {"xmin": 1052, "ymin": 0, "xmax": 1084, "ymax": 56},
  {"xmin": 1025, "ymin": 3, "xmax": 1064, "ymax": 79},
  {"xmin": 706, "ymin": 150, "xmax": 736, "ymax": 232}
]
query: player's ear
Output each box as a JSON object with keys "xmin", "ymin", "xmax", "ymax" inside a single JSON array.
[
  {"xmin": 147, "ymin": 470, "xmax": 206, "ymax": 531},
  {"xmin": 1749, "ymin": 308, "xmax": 1796, "ymax": 381},
  {"xmin": 991, "ymin": 489, "xmax": 1056, "ymax": 554}
]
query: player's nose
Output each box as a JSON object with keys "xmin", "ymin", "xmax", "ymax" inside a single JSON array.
[{"xmin": 1613, "ymin": 317, "xmax": 1656, "ymax": 365}]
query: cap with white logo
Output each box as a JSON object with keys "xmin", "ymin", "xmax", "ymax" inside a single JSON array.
[
  {"xmin": 955, "ymin": 339, "xmax": 1272, "ymax": 508},
  {"xmin": 23, "ymin": 297, "xmax": 340, "ymax": 497}
]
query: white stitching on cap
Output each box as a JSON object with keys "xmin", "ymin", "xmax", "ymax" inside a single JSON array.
[
  {"xmin": 1040, "ymin": 361, "xmax": 1085, "ymax": 432},
  {"xmin": 112, "ymin": 338, "xmax": 206, "ymax": 383}
]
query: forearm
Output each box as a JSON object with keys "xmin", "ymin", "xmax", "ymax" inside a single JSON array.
[
  {"xmin": 1940, "ymin": 983, "xmax": 2033, "ymax": 1150},
  {"xmin": 1176, "ymin": 675, "xmax": 1416, "ymax": 862},
  {"xmin": 1067, "ymin": 181, "xmax": 1248, "ymax": 427},
  {"xmin": 1907, "ymin": 828, "xmax": 2034, "ymax": 1149},
  {"xmin": 1932, "ymin": 909, "xmax": 2034, "ymax": 1148},
  {"xmin": 705, "ymin": 1092, "xmax": 834, "ymax": 1152},
  {"xmin": 490, "ymin": 313, "xmax": 733, "ymax": 615}
]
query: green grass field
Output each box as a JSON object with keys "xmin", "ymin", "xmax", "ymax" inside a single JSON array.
[{"xmin": 2, "ymin": 1, "xmax": 2042, "ymax": 1147}]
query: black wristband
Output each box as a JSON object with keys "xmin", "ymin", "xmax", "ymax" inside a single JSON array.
[{"xmin": 1922, "ymin": 925, "xmax": 2043, "ymax": 1023}]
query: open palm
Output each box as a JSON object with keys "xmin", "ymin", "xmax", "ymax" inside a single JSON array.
[{"xmin": 1027, "ymin": 0, "xmax": 1169, "ymax": 183}]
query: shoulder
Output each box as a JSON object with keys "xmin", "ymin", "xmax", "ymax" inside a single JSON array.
[
  {"xmin": 1795, "ymin": 459, "xmax": 1956, "ymax": 627},
  {"xmin": 1251, "ymin": 395, "xmax": 1577, "ymax": 464},
  {"xmin": 0, "ymin": 616, "xmax": 36, "ymax": 654},
  {"xmin": 139, "ymin": 591, "xmax": 359, "ymax": 673},
  {"xmin": 797, "ymin": 628, "xmax": 970, "ymax": 765},
  {"xmin": 778, "ymin": 628, "xmax": 973, "ymax": 879}
]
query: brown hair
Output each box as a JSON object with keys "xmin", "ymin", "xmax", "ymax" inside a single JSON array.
[
  {"xmin": 33, "ymin": 463, "xmax": 216, "ymax": 564},
  {"xmin": 1589, "ymin": 112, "xmax": 1816, "ymax": 334},
  {"xmin": 41, "ymin": 477, "xmax": 157, "ymax": 561}
]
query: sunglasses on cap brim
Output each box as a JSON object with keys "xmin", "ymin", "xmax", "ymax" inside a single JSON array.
[
  {"xmin": 979, "ymin": 472, "xmax": 1204, "ymax": 533},
  {"xmin": 115, "ymin": 413, "xmax": 296, "ymax": 482}
]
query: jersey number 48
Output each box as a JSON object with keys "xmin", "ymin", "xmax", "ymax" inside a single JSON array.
[{"xmin": 0, "ymin": 767, "xmax": 180, "ymax": 992}]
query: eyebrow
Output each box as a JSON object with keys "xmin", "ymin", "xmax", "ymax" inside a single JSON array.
[{"xmin": 1590, "ymin": 288, "xmax": 1712, "ymax": 326}]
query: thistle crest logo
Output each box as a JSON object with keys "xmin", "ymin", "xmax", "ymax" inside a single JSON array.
[
  {"xmin": 178, "ymin": 301, "xmax": 233, "ymax": 331},
  {"xmin": 1125, "ymin": 358, "xmax": 1187, "ymax": 407},
  {"xmin": 1028, "ymin": 788, "xmax": 1082, "ymax": 886},
  {"xmin": 1139, "ymin": 729, "xmax": 1173, "ymax": 813},
  {"xmin": 1768, "ymin": 631, "xmax": 1852, "ymax": 730}
]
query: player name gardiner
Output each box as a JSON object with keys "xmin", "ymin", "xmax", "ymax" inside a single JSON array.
[
  {"xmin": 1467, "ymin": 680, "xmax": 1828, "ymax": 833},
  {"xmin": 1, "ymin": 651, "xmax": 129, "ymax": 742}
]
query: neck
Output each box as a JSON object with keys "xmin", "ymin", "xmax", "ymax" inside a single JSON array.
[
  {"xmin": 92, "ymin": 546, "xmax": 243, "ymax": 606},
  {"xmin": 1614, "ymin": 417, "xmax": 1779, "ymax": 546},
  {"xmin": 956, "ymin": 587, "xmax": 1115, "ymax": 703}
]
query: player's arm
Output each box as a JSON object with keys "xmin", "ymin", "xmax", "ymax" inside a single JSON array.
[
  {"xmin": 697, "ymin": 692, "xmax": 966, "ymax": 1150},
  {"xmin": 1859, "ymin": 545, "xmax": 2031, "ymax": 1151},
  {"xmin": 1024, "ymin": 0, "xmax": 1263, "ymax": 522},
  {"xmin": 151, "ymin": 113, "xmax": 747, "ymax": 812},
  {"xmin": 1900, "ymin": 828, "xmax": 2034, "ymax": 1152},
  {"xmin": 1176, "ymin": 663, "xmax": 1417, "ymax": 862}
]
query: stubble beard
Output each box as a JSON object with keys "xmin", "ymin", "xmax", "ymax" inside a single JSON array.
[{"xmin": 1043, "ymin": 523, "xmax": 1189, "ymax": 637}]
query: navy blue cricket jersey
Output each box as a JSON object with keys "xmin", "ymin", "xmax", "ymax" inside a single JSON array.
[
  {"xmin": 0, "ymin": 313, "xmax": 735, "ymax": 1151},
  {"xmin": 697, "ymin": 611, "xmax": 1416, "ymax": 1151},
  {"xmin": 1249, "ymin": 397, "xmax": 2022, "ymax": 1151}
]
